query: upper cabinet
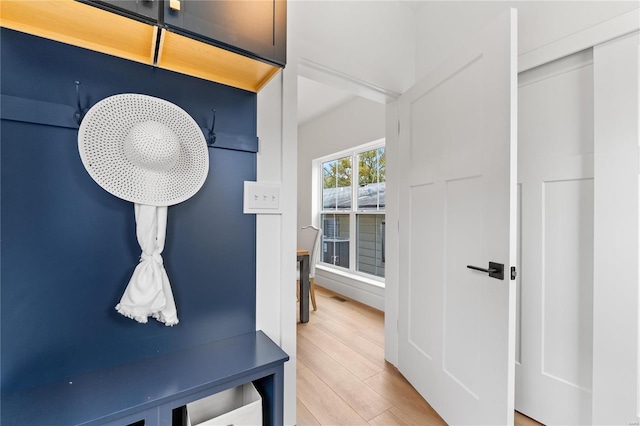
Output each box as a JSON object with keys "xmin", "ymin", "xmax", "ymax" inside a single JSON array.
[
  {"xmin": 164, "ymin": 0, "xmax": 286, "ymax": 67},
  {"xmin": 0, "ymin": 0, "xmax": 286, "ymax": 92},
  {"xmin": 79, "ymin": 0, "xmax": 160, "ymax": 23}
]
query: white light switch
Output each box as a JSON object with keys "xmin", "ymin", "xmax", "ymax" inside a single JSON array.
[{"xmin": 243, "ymin": 181, "xmax": 282, "ymax": 214}]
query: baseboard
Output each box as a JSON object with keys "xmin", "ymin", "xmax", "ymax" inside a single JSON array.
[{"xmin": 314, "ymin": 268, "xmax": 385, "ymax": 311}]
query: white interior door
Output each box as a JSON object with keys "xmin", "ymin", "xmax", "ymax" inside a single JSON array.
[
  {"xmin": 515, "ymin": 49, "xmax": 594, "ymax": 425},
  {"xmin": 397, "ymin": 9, "xmax": 517, "ymax": 425}
]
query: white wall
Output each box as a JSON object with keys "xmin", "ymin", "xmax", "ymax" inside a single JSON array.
[
  {"xmin": 297, "ymin": 95, "xmax": 386, "ymax": 228},
  {"xmin": 256, "ymin": 65, "xmax": 298, "ymax": 424},
  {"xmin": 289, "ymin": 0, "xmax": 417, "ymax": 94},
  {"xmin": 415, "ymin": 1, "xmax": 639, "ymax": 79}
]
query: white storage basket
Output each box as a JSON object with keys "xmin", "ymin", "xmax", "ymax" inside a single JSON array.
[{"xmin": 186, "ymin": 383, "xmax": 262, "ymax": 426}]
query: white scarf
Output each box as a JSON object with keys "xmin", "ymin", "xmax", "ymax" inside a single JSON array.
[{"xmin": 115, "ymin": 203, "xmax": 178, "ymax": 326}]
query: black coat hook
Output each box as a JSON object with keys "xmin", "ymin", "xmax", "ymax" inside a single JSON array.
[
  {"xmin": 74, "ymin": 81, "xmax": 86, "ymax": 125},
  {"xmin": 207, "ymin": 109, "xmax": 216, "ymax": 147}
]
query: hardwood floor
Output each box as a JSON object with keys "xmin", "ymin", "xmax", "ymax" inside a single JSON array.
[{"xmin": 296, "ymin": 286, "xmax": 543, "ymax": 426}]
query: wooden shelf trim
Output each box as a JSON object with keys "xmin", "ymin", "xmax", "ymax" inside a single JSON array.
[{"xmin": 157, "ymin": 29, "xmax": 281, "ymax": 92}]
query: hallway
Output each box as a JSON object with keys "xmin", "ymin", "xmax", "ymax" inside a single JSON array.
[
  {"xmin": 296, "ymin": 286, "xmax": 541, "ymax": 425},
  {"xmin": 296, "ymin": 286, "xmax": 445, "ymax": 425}
]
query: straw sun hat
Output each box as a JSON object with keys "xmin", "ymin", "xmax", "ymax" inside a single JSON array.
[
  {"xmin": 78, "ymin": 93, "xmax": 209, "ymax": 207},
  {"xmin": 78, "ymin": 94, "xmax": 209, "ymax": 326}
]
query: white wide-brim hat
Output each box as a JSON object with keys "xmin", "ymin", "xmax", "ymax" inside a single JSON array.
[{"xmin": 78, "ymin": 93, "xmax": 208, "ymax": 206}]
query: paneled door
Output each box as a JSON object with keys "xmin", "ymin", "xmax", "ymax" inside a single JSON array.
[
  {"xmin": 397, "ymin": 9, "xmax": 518, "ymax": 425},
  {"xmin": 515, "ymin": 49, "xmax": 594, "ymax": 425}
]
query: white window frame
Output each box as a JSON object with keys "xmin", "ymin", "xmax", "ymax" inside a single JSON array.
[{"xmin": 313, "ymin": 138, "xmax": 386, "ymax": 285}]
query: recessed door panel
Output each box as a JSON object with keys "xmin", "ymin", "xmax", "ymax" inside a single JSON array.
[
  {"xmin": 409, "ymin": 57, "xmax": 484, "ymax": 169},
  {"xmin": 408, "ymin": 183, "xmax": 442, "ymax": 361},
  {"xmin": 542, "ymin": 178, "xmax": 594, "ymax": 390},
  {"xmin": 443, "ymin": 176, "xmax": 484, "ymax": 399}
]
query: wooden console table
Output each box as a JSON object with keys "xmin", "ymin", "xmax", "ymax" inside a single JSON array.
[{"xmin": 1, "ymin": 331, "xmax": 289, "ymax": 425}]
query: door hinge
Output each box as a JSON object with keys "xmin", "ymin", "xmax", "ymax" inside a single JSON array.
[{"xmin": 510, "ymin": 266, "xmax": 517, "ymax": 280}]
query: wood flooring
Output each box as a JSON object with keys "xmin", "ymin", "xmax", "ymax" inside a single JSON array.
[{"xmin": 296, "ymin": 286, "xmax": 542, "ymax": 426}]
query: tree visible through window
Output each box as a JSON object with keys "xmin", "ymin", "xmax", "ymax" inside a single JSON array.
[
  {"xmin": 318, "ymin": 142, "xmax": 385, "ymax": 279},
  {"xmin": 323, "ymin": 157, "xmax": 352, "ymax": 188},
  {"xmin": 322, "ymin": 156, "xmax": 351, "ymax": 210},
  {"xmin": 359, "ymin": 148, "xmax": 385, "ymax": 186}
]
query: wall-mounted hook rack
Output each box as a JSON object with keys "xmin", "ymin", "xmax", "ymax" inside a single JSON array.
[
  {"xmin": 74, "ymin": 80, "xmax": 87, "ymax": 125},
  {"xmin": 207, "ymin": 109, "xmax": 216, "ymax": 147}
]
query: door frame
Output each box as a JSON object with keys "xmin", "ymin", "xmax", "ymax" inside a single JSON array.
[{"xmin": 384, "ymin": 8, "xmax": 640, "ymax": 424}]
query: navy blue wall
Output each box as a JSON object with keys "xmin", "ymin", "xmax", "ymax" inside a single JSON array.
[{"xmin": 1, "ymin": 29, "xmax": 258, "ymax": 392}]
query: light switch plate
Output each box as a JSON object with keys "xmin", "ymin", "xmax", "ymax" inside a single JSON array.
[{"xmin": 243, "ymin": 181, "xmax": 282, "ymax": 214}]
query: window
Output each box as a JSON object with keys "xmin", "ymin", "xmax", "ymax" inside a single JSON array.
[{"xmin": 318, "ymin": 140, "xmax": 385, "ymax": 280}]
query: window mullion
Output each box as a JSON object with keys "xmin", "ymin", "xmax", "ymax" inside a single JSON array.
[{"xmin": 350, "ymin": 152, "xmax": 358, "ymax": 272}]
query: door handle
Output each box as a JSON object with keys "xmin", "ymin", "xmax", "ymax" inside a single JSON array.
[{"xmin": 467, "ymin": 262, "xmax": 504, "ymax": 280}]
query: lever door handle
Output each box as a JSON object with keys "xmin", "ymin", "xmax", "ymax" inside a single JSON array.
[
  {"xmin": 467, "ymin": 265, "xmax": 498, "ymax": 273},
  {"xmin": 467, "ymin": 262, "xmax": 504, "ymax": 280}
]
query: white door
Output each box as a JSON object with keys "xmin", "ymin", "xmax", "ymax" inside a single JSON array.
[
  {"xmin": 515, "ymin": 49, "xmax": 594, "ymax": 425},
  {"xmin": 397, "ymin": 9, "xmax": 517, "ymax": 425}
]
